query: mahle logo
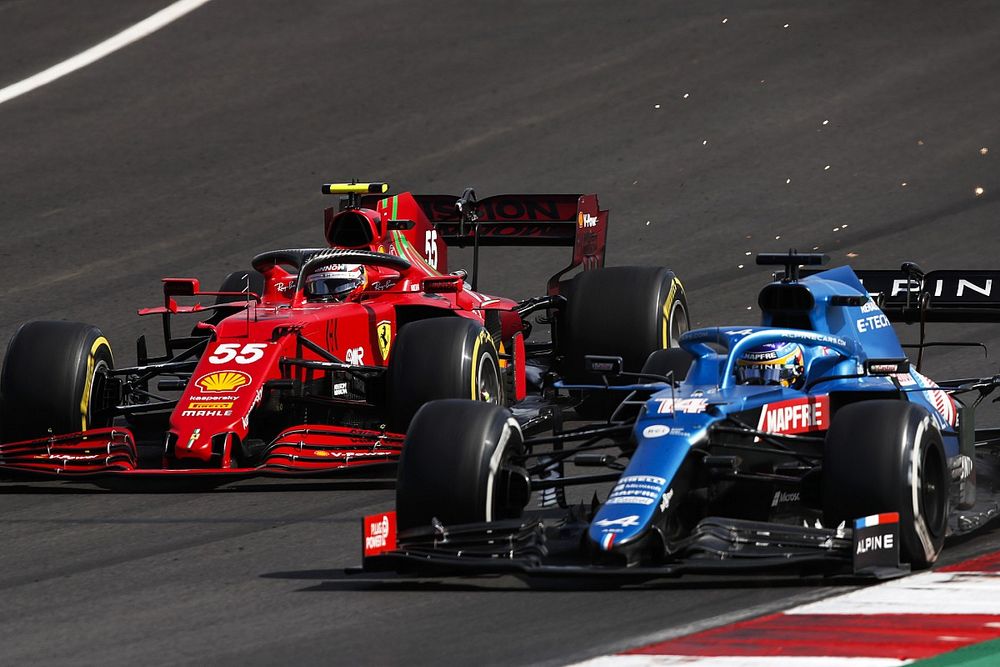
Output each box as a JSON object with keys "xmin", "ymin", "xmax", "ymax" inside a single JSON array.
[{"xmin": 196, "ymin": 371, "xmax": 251, "ymax": 392}]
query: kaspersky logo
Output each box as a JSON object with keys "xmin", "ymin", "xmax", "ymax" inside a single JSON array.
[{"xmin": 195, "ymin": 371, "xmax": 251, "ymax": 392}]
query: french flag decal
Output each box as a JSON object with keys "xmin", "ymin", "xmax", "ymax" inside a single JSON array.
[
  {"xmin": 601, "ymin": 532, "xmax": 616, "ymax": 551},
  {"xmin": 854, "ymin": 512, "xmax": 899, "ymax": 529}
]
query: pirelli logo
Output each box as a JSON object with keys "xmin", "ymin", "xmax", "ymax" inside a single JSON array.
[{"xmin": 187, "ymin": 401, "xmax": 234, "ymax": 410}]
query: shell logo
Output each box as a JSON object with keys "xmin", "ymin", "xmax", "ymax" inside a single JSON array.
[{"xmin": 195, "ymin": 371, "xmax": 251, "ymax": 392}]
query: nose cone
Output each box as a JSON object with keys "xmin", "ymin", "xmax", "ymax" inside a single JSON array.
[{"xmin": 588, "ymin": 409, "xmax": 712, "ymax": 559}]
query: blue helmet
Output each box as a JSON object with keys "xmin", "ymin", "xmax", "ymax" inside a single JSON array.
[{"xmin": 735, "ymin": 342, "xmax": 805, "ymax": 388}]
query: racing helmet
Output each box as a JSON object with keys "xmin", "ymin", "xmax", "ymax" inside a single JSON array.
[
  {"xmin": 304, "ymin": 263, "xmax": 367, "ymax": 301},
  {"xmin": 735, "ymin": 341, "xmax": 805, "ymax": 388}
]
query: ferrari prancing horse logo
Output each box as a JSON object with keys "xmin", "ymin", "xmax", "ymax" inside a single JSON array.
[{"xmin": 377, "ymin": 320, "xmax": 392, "ymax": 360}]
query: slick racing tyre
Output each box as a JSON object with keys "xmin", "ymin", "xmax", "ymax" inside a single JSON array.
[
  {"xmin": 397, "ymin": 400, "xmax": 528, "ymax": 531},
  {"xmin": 641, "ymin": 348, "xmax": 694, "ymax": 382},
  {"xmin": 610, "ymin": 348, "xmax": 696, "ymax": 422},
  {"xmin": 387, "ymin": 318, "xmax": 503, "ymax": 431},
  {"xmin": 823, "ymin": 400, "xmax": 949, "ymax": 569},
  {"xmin": 1, "ymin": 321, "xmax": 115, "ymax": 440},
  {"xmin": 191, "ymin": 270, "xmax": 267, "ymax": 335},
  {"xmin": 215, "ymin": 269, "xmax": 266, "ymax": 304},
  {"xmin": 562, "ymin": 266, "xmax": 689, "ymax": 419}
]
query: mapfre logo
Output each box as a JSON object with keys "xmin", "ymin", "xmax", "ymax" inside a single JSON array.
[
  {"xmin": 757, "ymin": 395, "xmax": 829, "ymax": 435},
  {"xmin": 195, "ymin": 371, "xmax": 251, "ymax": 392}
]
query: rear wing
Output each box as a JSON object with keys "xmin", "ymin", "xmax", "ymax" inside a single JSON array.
[
  {"xmin": 853, "ymin": 268, "xmax": 1000, "ymax": 324},
  {"xmin": 361, "ymin": 191, "xmax": 607, "ymax": 294},
  {"xmin": 791, "ymin": 260, "xmax": 1000, "ymax": 370}
]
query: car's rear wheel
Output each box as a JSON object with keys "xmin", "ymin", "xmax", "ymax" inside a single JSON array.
[
  {"xmin": 823, "ymin": 400, "xmax": 948, "ymax": 569},
  {"xmin": 1, "ymin": 321, "xmax": 115, "ymax": 440},
  {"xmin": 641, "ymin": 348, "xmax": 694, "ymax": 382},
  {"xmin": 215, "ymin": 269, "xmax": 265, "ymax": 304},
  {"xmin": 397, "ymin": 400, "xmax": 528, "ymax": 531},
  {"xmin": 387, "ymin": 318, "xmax": 503, "ymax": 432},
  {"xmin": 561, "ymin": 267, "xmax": 689, "ymax": 419}
]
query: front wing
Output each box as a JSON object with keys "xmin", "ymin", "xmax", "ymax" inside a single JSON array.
[
  {"xmin": 353, "ymin": 513, "xmax": 909, "ymax": 581},
  {"xmin": 0, "ymin": 424, "xmax": 403, "ymax": 482}
]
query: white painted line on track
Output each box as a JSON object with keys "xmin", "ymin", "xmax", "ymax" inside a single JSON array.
[{"xmin": 0, "ymin": 0, "xmax": 214, "ymax": 106}]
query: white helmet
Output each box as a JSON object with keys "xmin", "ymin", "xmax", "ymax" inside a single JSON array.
[{"xmin": 304, "ymin": 263, "xmax": 367, "ymax": 301}]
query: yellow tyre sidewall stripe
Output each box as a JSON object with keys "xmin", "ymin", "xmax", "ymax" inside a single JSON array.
[
  {"xmin": 661, "ymin": 277, "xmax": 681, "ymax": 349},
  {"xmin": 470, "ymin": 330, "xmax": 495, "ymax": 400},
  {"xmin": 79, "ymin": 336, "xmax": 112, "ymax": 431}
]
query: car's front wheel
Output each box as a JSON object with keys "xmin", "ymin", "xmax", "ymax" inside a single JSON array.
[
  {"xmin": 386, "ymin": 317, "xmax": 503, "ymax": 432},
  {"xmin": 396, "ymin": 400, "xmax": 529, "ymax": 531},
  {"xmin": 1, "ymin": 320, "xmax": 115, "ymax": 440},
  {"xmin": 823, "ymin": 400, "xmax": 948, "ymax": 569}
]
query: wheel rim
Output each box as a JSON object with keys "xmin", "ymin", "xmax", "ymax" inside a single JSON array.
[
  {"xmin": 476, "ymin": 353, "xmax": 501, "ymax": 404},
  {"xmin": 919, "ymin": 439, "xmax": 946, "ymax": 537},
  {"xmin": 86, "ymin": 359, "xmax": 111, "ymax": 428},
  {"xmin": 669, "ymin": 300, "xmax": 689, "ymax": 347},
  {"xmin": 485, "ymin": 417, "xmax": 528, "ymax": 521}
]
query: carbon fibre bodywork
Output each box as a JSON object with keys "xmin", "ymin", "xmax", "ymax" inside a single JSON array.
[
  {"xmin": 0, "ymin": 186, "xmax": 636, "ymax": 485},
  {"xmin": 359, "ymin": 255, "xmax": 1000, "ymax": 579}
]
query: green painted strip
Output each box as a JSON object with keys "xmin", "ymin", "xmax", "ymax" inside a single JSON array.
[
  {"xmin": 393, "ymin": 230, "xmax": 440, "ymax": 275},
  {"xmin": 391, "ymin": 195, "xmax": 398, "ymax": 220},
  {"xmin": 909, "ymin": 638, "xmax": 1000, "ymax": 667}
]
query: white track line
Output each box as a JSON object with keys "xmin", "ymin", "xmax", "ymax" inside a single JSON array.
[{"xmin": 0, "ymin": 0, "xmax": 214, "ymax": 106}]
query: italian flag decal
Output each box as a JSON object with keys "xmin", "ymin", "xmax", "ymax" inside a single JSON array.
[{"xmin": 575, "ymin": 551, "xmax": 1000, "ymax": 666}]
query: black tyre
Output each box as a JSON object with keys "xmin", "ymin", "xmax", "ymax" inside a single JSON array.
[
  {"xmin": 397, "ymin": 400, "xmax": 528, "ymax": 531},
  {"xmin": 563, "ymin": 267, "xmax": 688, "ymax": 419},
  {"xmin": 608, "ymin": 349, "xmax": 695, "ymax": 422},
  {"xmin": 1, "ymin": 321, "xmax": 115, "ymax": 440},
  {"xmin": 387, "ymin": 318, "xmax": 503, "ymax": 431},
  {"xmin": 215, "ymin": 269, "xmax": 265, "ymax": 304},
  {"xmin": 641, "ymin": 348, "xmax": 694, "ymax": 382},
  {"xmin": 562, "ymin": 266, "xmax": 688, "ymax": 377},
  {"xmin": 823, "ymin": 400, "xmax": 948, "ymax": 569}
]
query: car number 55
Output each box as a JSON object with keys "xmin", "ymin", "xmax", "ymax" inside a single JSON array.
[
  {"xmin": 209, "ymin": 343, "xmax": 268, "ymax": 364},
  {"xmin": 425, "ymin": 230, "xmax": 438, "ymax": 269}
]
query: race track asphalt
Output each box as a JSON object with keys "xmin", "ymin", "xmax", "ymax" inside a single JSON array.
[{"xmin": 1, "ymin": 1, "xmax": 999, "ymax": 664}]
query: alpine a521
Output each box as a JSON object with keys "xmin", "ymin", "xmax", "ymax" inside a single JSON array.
[
  {"xmin": 0, "ymin": 183, "xmax": 688, "ymax": 485},
  {"xmin": 359, "ymin": 252, "xmax": 1000, "ymax": 579}
]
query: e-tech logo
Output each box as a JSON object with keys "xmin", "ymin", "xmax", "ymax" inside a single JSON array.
[{"xmin": 856, "ymin": 313, "xmax": 891, "ymax": 333}]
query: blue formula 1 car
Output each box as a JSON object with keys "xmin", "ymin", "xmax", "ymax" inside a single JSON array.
[{"xmin": 355, "ymin": 252, "xmax": 1000, "ymax": 580}]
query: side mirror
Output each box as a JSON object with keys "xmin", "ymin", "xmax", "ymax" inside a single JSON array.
[
  {"xmin": 162, "ymin": 277, "xmax": 200, "ymax": 297},
  {"xmin": 865, "ymin": 358, "xmax": 909, "ymax": 375},
  {"xmin": 584, "ymin": 355, "xmax": 623, "ymax": 376}
]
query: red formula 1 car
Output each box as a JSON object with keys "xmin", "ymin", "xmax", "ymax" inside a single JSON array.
[{"xmin": 0, "ymin": 182, "xmax": 688, "ymax": 486}]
